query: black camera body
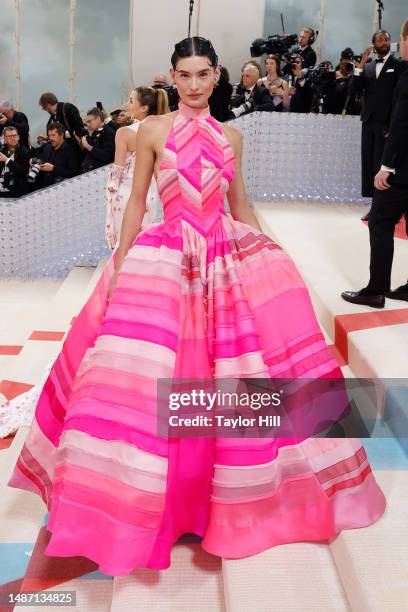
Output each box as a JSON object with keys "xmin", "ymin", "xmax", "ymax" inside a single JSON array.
[{"xmin": 250, "ymin": 34, "xmax": 298, "ymax": 58}]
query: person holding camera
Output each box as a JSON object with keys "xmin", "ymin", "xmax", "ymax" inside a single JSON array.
[
  {"xmin": 0, "ymin": 126, "xmax": 31, "ymax": 198},
  {"xmin": 79, "ymin": 107, "xmax": 115, "ymax": 174},
  {"xmin": 0, "ymin": 100, "xmax": 30, "ymax": 150},
  {"xmin": 298, "ymin": 27, "xmax": 317, "ymax": 69},
  {"xmin": 322, "ymin": 50, "xmax": 362, "ymax": 116},
  {"xmin": 287, "ymin": 55, "xmax": 313, "ymax": 113},
  {"xmin": 38, "ymin": 92, "xmax": 84, "ymax": 147},
  {"xmin": 258, "ymin": 55, "xmax": 290, "ymax": 111},
  {"xmin": 350, "ymin": 30, "xmax": 407, "ymax": 219},
  {"xmin": 28, "ymin": 122, "xmax": 81, "ymax": 189},
  {"xmin": 230, "ymin": 63, "xmax": 274, "ymax": 119},
  {"xmin": 342, "ymin": 20, "xmax": 408, "ymax": 308}
]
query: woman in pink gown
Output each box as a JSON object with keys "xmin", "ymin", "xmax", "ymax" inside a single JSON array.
[{"xmin": 8, "ymin": 37, "xmax": 386, "ymax": 576}]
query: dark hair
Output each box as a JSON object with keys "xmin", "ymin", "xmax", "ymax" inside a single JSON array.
[
  {"xmin": 39, "ymin": 92, "xmax": 58, "ymax": 107},
  {"xmin": 3, "ymin": 126, "xmax": 19, "ymax": 136},
  {"xmin": 372, "ymin": 30, "xmax": 391, "ymax": 44},
  {"xmin": 110, "ymin": 109, "xmax": 123, "ymax": 117},
  {"xmin": 219, "ymin": 66, "xmax": 230, "ymax": 84},
  {"xmin": 135, "ymin": 86, "xmax": 169, "ymax": 116},
  {"xmin": 171, "ymin": 36, "xmax": 218, "ymax": 69},
  {"xmin": 266, "ymin": 54, "xmax": 282, "ymax": 77},
  {"xmin": 47, "ymin": 121, "xmax": 65, "ymax": 136},
  {"xmin": 87, "ymin": 107, "xmax": 104, "ymax": 120}
]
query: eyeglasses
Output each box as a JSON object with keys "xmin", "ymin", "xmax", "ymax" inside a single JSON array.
[{"xmin": 4, "ymin": 133, "xmax": 18, "ymax": 138}]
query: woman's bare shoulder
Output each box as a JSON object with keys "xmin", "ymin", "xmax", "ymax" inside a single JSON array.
[{"xmin": 221, "ymin": 122, "xmax": 243, "ymax": 154}]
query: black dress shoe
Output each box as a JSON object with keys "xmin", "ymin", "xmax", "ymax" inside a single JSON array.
[
  {"xmin": 386, "ymin": 284, "xmax": 408, "ymax": 302},
  {"xmin": 341, "ymin": 290, "xmax": 385, "ymax": 308},
  {"xmin": 361, "ymin": 212, "xmax": 370, "ymax": 222}
]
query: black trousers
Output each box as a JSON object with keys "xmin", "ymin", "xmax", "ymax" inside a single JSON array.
[
  {"xmin": 361, "ymin": 118, "xmax": 387, "ymax": 198},
  {"xmin": 367, "ymin": 184, "xmax": 408, "ymax": 293}
]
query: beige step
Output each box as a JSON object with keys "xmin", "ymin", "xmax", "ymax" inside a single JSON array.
[
  {"xmin": 330, "ymin": 470, "xmax": 408, "ymax": 612},
  {"xmin": 222, "ymin": 543, "xmax": 349, "ymax": 612},
  {"xmin": 110, "ymin": 544, "xmax": 224, "ymax": 612}
]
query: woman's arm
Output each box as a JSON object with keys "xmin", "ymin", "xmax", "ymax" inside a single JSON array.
[
  {"xmin": 223, "ymin": 125, "xmax": 262, "ymax": 231},
  {"xmin": 281, "ymin": 79, "xmax": 290, "ymax": 110},
  {"xmin": 115, "ymin": 120, "xmax": 156, "ymax": 271},
  {"xmin": 114, "ymin": 127, "xmax": 130, "ymax": 167}
]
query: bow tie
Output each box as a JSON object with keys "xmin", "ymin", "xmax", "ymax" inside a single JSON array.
[
  {"xmin": 245, "ymin": 89, "xmax": 252, "ymax": 94},
  {"xmin": 375, "ymin": 58, "xmax": 384, "ymax": 64}
]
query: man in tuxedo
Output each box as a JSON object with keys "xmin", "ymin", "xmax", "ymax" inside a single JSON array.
[
  {"xmin": 0, "ymin": 127, "xmax": 31, "ymax": 198},
  {"xmin": 79, "ymin": 107, "xmax": 115, "ymax": 173},
  {"xmin": 0, "ymin": 100, "xmax": 30, "ymax": 149},
  {"xmin": 230, "ymin": 64, "xmax": 274, "ymax": 119},
  {"xmin": 298, "ymin": 27, "xmax": 317, "ymax": 70},
  {"xmin": 342, "ymin": 20, "xmax": 408, "ymax": 308},
  {"xmin": 351, "ymin": 31, "xmax": 406, "ymax": 219}
]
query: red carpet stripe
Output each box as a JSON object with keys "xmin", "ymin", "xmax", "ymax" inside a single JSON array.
[
  {"xmin": 0, "ymin": 380, "xmax": 34, "ymax": 400},
  {"xmin": 335, "ymin": 308, "xmax": 408, "ymax": 363},
  {"xmin": 29, "ymin": 331, "xmax": 65, "ymax": 341},
  {"xmin": 0, "ymin": 345, "xmax": 23, "ymax": 355}
]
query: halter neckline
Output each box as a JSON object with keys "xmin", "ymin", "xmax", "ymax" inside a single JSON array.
[{"xmin": 178, "ymin": 101, "xmax": 211, "ymax": 120}]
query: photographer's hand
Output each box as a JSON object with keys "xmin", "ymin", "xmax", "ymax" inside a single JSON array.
[
  {"xmin": 0, "ymin": 115, "xmax": 7, "ymax": 126},
  {"xmin": 81, "ymin": 136, "xmax": 93, "ymax": 151},
  {"xmin": 40, "ymin": 163, "xmax": 54, "ymax": 173},
  {"xmin": 358, "ymin": 46, "xmax": 373, "ymax": 70},
  {"xmin": 0, "ymin": 152, "xmax": 9, "ymax": 163}
]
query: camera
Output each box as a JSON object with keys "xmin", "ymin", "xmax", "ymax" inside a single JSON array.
[
  {"xmin": 27, "ymin": 157, "xmax": 43, "ymax": 183},
  {"xmin": 250, "ymin": 34, "xmax": 298, "ymax": 58},
  {"xmin": 308, "ymin": 62, "xmax": 336, "ymax": 87}
]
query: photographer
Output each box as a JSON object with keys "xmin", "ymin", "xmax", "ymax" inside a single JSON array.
[
  {"xmin": 0, "ymin": 127, "xmax": 30, "ymax": 198},
  {"xmin": 350, "ymin": 30, "xmax": 407, "ymax": 214},
  {"xmin": 38, "ymin": 92, "xmax": 84, "ymax": 147},
  {"xmin": 28, "ymin": 122, "xmax": 80, "ymax": 189},
  {"xmin": 0, "ymin": 100, "xmax": 30, "ymax": 149},
  {"xmin": 230, "ymin": 64, "xmax": 274, "ymax": 119},
  {"xmin": 287, "ymin": 55, "xmax": 313, "ymax": 113},
  {"xmin": 322, "ymin": 50, "xmax": 362, "ymax": 116},
  {"xmin": 298, "ymin": 27, "xmax": 317, "ymax": 69},
  {"xmin": 209, "ymin": 66, "xmax": 233, "ymax": 122},
  {"xmin": 78, "ymin": 107, "xmax": 115, "ymax": 174}
]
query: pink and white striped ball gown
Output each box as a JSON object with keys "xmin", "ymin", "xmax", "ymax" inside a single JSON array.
[{"xmin": 8, "ymin": 102, "xmax": 386, "ymax": 575}]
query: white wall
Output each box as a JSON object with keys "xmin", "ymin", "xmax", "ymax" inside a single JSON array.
[{"xmin": 129, "ymin": 0, "xmax": 266, "ymax": 87}]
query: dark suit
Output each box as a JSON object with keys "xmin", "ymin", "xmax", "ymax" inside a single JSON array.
[
  {"xmin": 300, "ymin": 46, "xmax": 317, "ymax": 69},
  {"xmin": 47, "ymin": 101, "xmax": 84, "ymax": 140},
  {"xmin": 0, "ymin": 111, "xmax": 30, "ymax": 148},
  {"xmin": 229, "ymin": 84, "xmax": 275, "ymax": 118},
  {"xmin": 0, "ymin": 144, "xmax": 31, "ymax": 197},
  {"xmin": 81, "ymin": 126, "xmax": 115, "ymax": 173},
  {"xmin": 366, "ymin": 67, "xmax": 408, "ymax": 293},
  {"xmin": 289, "ymin": 79, "xmax": 313, "ymax": 113},
  {"xmin": 37, "ymin": 140, "xmax": 81, "ymax": 187},
  {"xmin": 351, "ymin": 55, "xmax": 407, "ymax": 197}
]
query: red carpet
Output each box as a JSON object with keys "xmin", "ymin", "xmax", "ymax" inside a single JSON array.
[{"xmin": 363, "ymin": 216, "xmax": 407, "ymax": 240}]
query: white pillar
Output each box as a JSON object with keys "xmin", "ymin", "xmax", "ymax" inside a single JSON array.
[
  {"xmin": 373, "ymin": 0, "xmax": 380, "ymax": 34},
  {"xmin": 68, "ymin": 0, "xmax": 77, "ymax": 103},
  {"xmin": 14, "ymin": 0, "xmax": 21, "ymax": 110},
  {"xmin": 316, "ymin": 0, "xmax": 326, "ymax": 63}
]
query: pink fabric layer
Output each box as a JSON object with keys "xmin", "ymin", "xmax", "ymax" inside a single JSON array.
[{"xmin": 8, "ymin": 102, "xmax": 386, "ymax": 575}]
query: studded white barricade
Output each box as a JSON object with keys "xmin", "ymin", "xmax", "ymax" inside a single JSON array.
[{"xmin": 0, "ymin": 113, "xmax": 367, "ymax": 279}]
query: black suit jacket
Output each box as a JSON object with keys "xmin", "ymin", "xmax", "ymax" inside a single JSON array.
[
  {"xmin": 0, "ymin": 144, "xmax": 31, "ymax": 196},
  {"xmin": 39, "ymin": 141, "xmax": 81, "ymax": 187},
  {"xmin": 0, "ymin": 111, "xmax": 30, "ymax": 148},
  {"xmin": 231, "ymin": 84, "xmax": 275, "ymax": 115},
  {"xmin": 300, "ymin": 46, "xmax": 317, "ymax": 69},
  {"xmin": 47, "ymin": 101, "xmax": 84, "ymax": 138},
  {"xmin": 81, "ymin": 126, "xmax": 115, "ymax": 173},
  {"xmin": 381, "ymin": 68, "xmax": 408, "ymax": 185},
  {"xmin": 351, "ymin": 56, "xmax": 407, "ymax": 125}
]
